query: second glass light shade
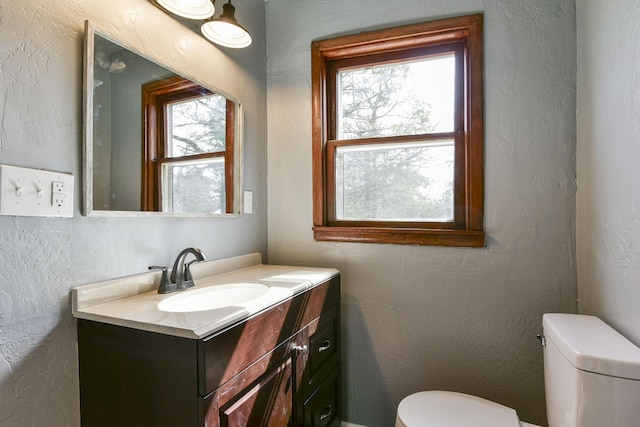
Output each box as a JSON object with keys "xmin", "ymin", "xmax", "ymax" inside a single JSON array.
[{"xmin": 201, "ymin": 2, "xmax": 252, "ymax": 48}]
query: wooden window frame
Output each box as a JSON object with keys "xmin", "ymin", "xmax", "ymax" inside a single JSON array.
[
  {"xmin": 141, "ymin": 76, "xmax": 235, "ymax": 213},
  {"xmin": 311, "ymin": 14, "xmax": 485, "ymax": 247}
]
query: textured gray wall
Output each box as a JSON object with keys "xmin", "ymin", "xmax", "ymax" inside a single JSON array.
[
  {"xmin": 266, "ymin": 1, "xmax": 577, "ymax": 425},
  {"xmin": 0, "ymin": 0, "xmax": 267, "ymax": 425},
  {"xmin": 576, "ymin": 2, "xmax": 640, "ymax": 343},
  {"xmin": 0, "ymin": 0, "xmax": 583, "ymax": 425}
]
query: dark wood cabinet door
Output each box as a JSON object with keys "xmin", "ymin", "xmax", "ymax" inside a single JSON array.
[
  {"xmin": 220, "ymin": 357, "xmax": 295, "ymax": 427},
  {"xmin": 77, "ymin": 320, "xmax": 199, "ymax": 427}
]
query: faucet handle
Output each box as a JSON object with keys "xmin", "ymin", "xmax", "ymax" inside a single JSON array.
[
  {"xmin": 149, "ymin": 266, "xmax": 177, "ymax": 294},
  {"xmin": 183, "ymin": 260, "xmax": 198, "ymax": 289}
]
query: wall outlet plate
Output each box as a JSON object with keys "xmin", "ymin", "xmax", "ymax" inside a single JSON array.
[{"xmin": 0, "ymin": 164, "xmax": 74, "ymax": 218}]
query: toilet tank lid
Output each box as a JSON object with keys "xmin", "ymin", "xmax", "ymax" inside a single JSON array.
[{"xmin": 543, "ymin": 313, "xmax": 640, "ymax": 380}]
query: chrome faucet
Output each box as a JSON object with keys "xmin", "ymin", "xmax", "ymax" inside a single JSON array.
[{"xmin": 170, "ymin": 247, "xmax": 206, "ymax": 291}]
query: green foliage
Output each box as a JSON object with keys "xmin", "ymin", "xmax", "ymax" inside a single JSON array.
[{"xmin": 169, "ymin": 162, "xmax": 225, "ymax": 214}]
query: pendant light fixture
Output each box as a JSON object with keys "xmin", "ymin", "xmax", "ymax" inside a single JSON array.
[
  {"xmin": 153, "ymin": 0, "xmax": 215, "ymax": 20},
  {"xmin": 201, "ymin": 1, "xmax": 252, "ymax": 49}
]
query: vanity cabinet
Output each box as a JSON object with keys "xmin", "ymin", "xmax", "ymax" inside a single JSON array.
[{"xmin": 77, "ymin": 275, "xmax": 341, "ymax": 427}]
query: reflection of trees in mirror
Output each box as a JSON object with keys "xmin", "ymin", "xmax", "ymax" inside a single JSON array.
[
  {"xmin": 166, "ymin": 94, "xmax": 228, "ymax": 213},
  {"xmin": 336, "ymin": 63, "xmax": 454, "ymax": 222},
  {"xmin": 169, "ymin": 94, "xmax": 227, "ymax": 156},
  {"xmin": 166, "ymin": 161, "xmax": 226, "ymax": 214}
]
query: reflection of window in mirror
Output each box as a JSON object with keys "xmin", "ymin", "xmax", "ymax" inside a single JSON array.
[{"xmin": 141, "ymin": 76, "xmax": 235, "ymax": 214}]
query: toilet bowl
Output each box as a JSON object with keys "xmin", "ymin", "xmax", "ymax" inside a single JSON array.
[
  {"xmin": 396, "ymin": 314, "xmax": 640, "ymax": 427},
  {"xmin": 395, "ymin": 391, "xmax": 540, "ymax": 427}
]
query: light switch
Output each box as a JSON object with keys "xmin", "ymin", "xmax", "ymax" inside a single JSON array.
[{"xmin": 0, "ymin": 164, "xmax": 74, "ymax": 217}]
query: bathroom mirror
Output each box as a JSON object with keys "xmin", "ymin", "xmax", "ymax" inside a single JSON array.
[{"xmin": 82, "ymin": 21, "xmax": 243, "ymax": 216}]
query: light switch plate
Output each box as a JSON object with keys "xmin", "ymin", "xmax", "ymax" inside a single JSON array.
[
  {"xmin": 0, "ymin": 164, "xmax": 74, "ymax": 217},
  {"xmin": 244, "ymin": 190, "xmax": 253, "ymax": 214}
]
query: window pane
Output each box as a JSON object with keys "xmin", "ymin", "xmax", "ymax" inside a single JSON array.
[
  {"xmin": 167, "ymin": 93, "xmax": 227, "ymax": 156},
  {"xmin": 335, "ymin": 140, "xmax": 454, "ymax": 221},
  {"xmin": 162, "ymin": 158, "xmax": 225, "ymax": 214},
  {"xmin": 337, "ymin": 53, "xmax": 455, "ymax": 139}
]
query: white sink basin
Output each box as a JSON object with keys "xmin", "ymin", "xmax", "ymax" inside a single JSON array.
[{"xmin": 158, "ymin": 283, "xmax": 269, "ymax": 313}]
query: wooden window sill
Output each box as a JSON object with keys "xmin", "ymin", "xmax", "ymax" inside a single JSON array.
[{"xmin": 312, "ymin": 226, "xmax": 485, "ymax": 247}]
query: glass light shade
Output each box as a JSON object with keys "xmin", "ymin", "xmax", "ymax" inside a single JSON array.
[
  {"xmin": 201, "ymin": 2, "xmax": 252, "ymax": 48},
  {"xmin": 156, "ymin": 0, "xmax": 215, "ymax": 20},
  {"xmin": 201, "ymin": 21, "xmax": 252, "ymax": 48}
]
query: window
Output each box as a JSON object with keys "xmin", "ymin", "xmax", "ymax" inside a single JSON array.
[
  {"xmin": 311, "ymin": 14, "xmax": 485, "ymax": 246},
  {"xmin": 142, "ymin": 76, "xmax": 235, "ymax": 214}
]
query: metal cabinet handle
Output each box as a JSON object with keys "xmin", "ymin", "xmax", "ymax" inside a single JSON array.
[
  {"xmin": 319, "ymin": 405, "xmax": 333, "ymax": 421},
  {"xmin": 318, "ymin": 340, "xmax": 331, "ymax": 352},
  {"xmin": 293, "ymin": 344, "xmax": 308, "ymax": 354}
]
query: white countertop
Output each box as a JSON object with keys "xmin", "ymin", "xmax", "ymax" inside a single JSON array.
[{"xmin": 72, "ymin": 253, "xmax": 338, "ymax": 339}]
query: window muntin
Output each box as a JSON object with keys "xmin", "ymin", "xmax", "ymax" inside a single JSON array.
[{"xmin": 311, "ymin": 14, "xmax": 484, "ymax": 246}]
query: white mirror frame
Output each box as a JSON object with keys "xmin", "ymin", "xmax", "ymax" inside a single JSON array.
[{"xmin": 82, "ymin": 20, "xmax": 244, "ymax": 217}]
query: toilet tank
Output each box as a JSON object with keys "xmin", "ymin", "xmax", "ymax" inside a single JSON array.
[{"xmin": 542, "ymin": 313, "xmax": 640, "ymax": 427}]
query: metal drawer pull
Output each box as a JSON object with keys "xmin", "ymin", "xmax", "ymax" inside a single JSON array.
[
  {"xmin": 319, "ymin": 405, "xmax": 333, "ymax": 421},
  {"xmin": 293, "ymin": 344, "xmax": 308, "ymax": 354},
  {"xmin": 318, "ymin": 340, "xmax": 331, "ymax": 352}
]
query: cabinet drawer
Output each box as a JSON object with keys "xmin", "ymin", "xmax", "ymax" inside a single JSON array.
[
  {"xmin": 303, "ymin": 306, "xmax": 340, "ymax": 395},
  {"xmin": 308, "ymin": 308, "xmax": 339, "ymax": 375},
  {"xmin": 303, "ymin": 367, "xmax": 341, "ymax": 427}
]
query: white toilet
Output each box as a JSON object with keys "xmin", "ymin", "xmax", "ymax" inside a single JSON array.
[{"xmin": 396, "ymin": 313, "xmax": 640, "ymax": 426}]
